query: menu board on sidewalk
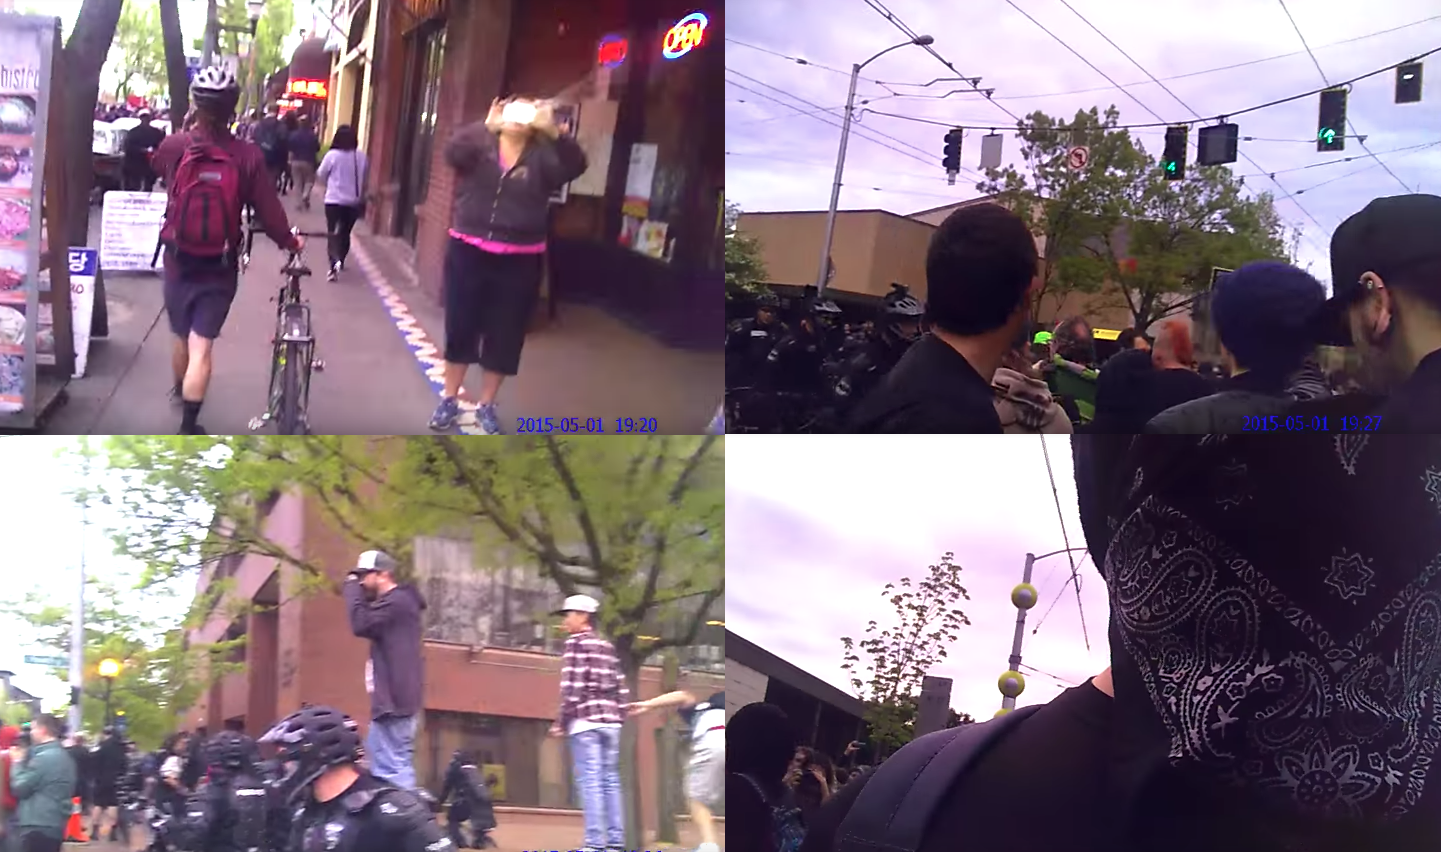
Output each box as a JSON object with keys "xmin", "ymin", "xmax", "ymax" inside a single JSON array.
[
  {"xmin": 99, "ymin": 190, "xmax": 166, "ymax": 271},
  {"xmin": 0, "ymin": 14, "xmax": 55, "ymax": 417},
  {"xmin": 35, "ymin": 247, "xmax": 96, "ymax": 377}
]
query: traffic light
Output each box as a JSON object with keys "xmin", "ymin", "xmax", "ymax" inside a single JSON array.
[
  {"xmin": 942, "ymin": 128, "xmax": 962, "ymax": 173},
  {"xmin": 1317, "ymin": 87, "xmax": 1347, "ymax": 152},
  {"xmin": 1161, "ymin": 125, "xmax": 1187, "ymax": 180},
  {"xmin": 1396, "ymin": 62, "xmax": 1423, "ymax": 104},
  {"xmin": 1196, "ymin": 123, "xmax": 1238, "ymax": 166}
]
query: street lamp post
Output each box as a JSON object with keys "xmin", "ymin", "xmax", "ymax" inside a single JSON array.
[
  {"xmin": 98, "ymin": 658, "xmax": 120, "ymax": 728},
  {"xmin": 996, "ymin": 548, "xmax": 1089, "ymax": 714},
  {"xmin": 815, "ymin": 35, "xmax": 934, "ymax": 297}
]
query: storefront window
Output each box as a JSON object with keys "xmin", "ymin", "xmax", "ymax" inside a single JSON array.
[
  {"xmin": 616, "ymin": 9, "xmax": 721, "ymax": 272},
  {"xmin": 394, "ymin": 22, "xmax": 446, "ymax": 244}
]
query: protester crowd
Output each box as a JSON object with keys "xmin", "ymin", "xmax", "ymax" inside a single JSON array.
[
  {"xmin": 0, "ymin": 550, "xmax": 718, "ymax": 852},
  {"xmin": 727, "ymin": 192, "xmax": 1441, "ymax": 434}
]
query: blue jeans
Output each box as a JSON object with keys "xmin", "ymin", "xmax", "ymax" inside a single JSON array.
[
  {"xmin": 367, "ymin": 714, "xmax": 417, "ymax": 789},
  {"xmin": 569, "ymin": 726, "xmax": 625, "ymax": 852}
]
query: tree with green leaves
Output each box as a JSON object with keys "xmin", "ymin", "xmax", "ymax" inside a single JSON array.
[
  {"xmin": 89, "ymin": 435, "xmax": 723, "ymax": 850},
  {"xmin": 726, "ymin": 201, "xmax": 770, "ymax": 299},
  {"xmin": 110, "ymin": 0, "xmax": 166, "ymax": 98},
  {"xmin": 977, "ymin": 106, "xmax": 1148, "ymax": 323},
  {"xmin": 841, "ymin": 553, "xmax": 970, "ymax": 758},
  {"xmin": 0, "ymin": 575, "xmax": 244, "ymax": 750},
  {"xmin": 979, "ymin": 106, "xmax": 1292, "ymax": 330}
]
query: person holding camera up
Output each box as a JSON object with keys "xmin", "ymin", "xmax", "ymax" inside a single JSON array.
[
  {"xmin": 344, "ymin": 549, "xmax": 426, "ymax": 790},
  {"xmin": 6, "ymin": 714, "xmax": 76, "ymax": 852},
  {"xmin": 427, "ymin": 95, "xmax": 587, "ymax": 435}
]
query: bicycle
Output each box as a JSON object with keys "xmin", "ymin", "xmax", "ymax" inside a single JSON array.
[{"xmin": 241, "ymin": 226, "xmax": 331, "ymax": 434}]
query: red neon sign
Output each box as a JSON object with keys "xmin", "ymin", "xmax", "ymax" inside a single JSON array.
[
  {"xmin": 662, "ymin": 12, "xmax": 707, "ymax": 60},
  {"xmin": 598, "ymin": 35, "xmax": 628, "ymax": 68},
  {"xmin": 287, "ymin": 78, "xmax": 329, "ymax": 99}
]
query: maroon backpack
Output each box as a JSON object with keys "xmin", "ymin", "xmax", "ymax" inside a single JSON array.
[{"xmin": 161, "ymin": 138, "xmax": 243, "ymax": 260}]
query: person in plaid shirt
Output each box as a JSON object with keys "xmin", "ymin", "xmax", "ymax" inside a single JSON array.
[{"xmin": 548, "ymin": 594, "xmax": 628, "ymax": 852}]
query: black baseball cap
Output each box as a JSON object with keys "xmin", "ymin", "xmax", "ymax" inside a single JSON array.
[{"xmin": 1314, "ymin": 193, "xmax": 1441, "ymax": 346}]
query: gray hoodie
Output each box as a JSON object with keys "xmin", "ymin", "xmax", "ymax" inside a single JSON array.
[
  {"xmin": 992, "ymin": 367, "xmax": 1073, "ymax": 434},
  {"xmin": 344, "ymin": 581, "xmax": 427, "ymax": 719}
]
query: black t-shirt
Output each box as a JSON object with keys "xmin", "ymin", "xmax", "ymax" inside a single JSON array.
[
  {"xmin": 798, "ymin": 680, "xmax": 1112, "ymax": 852},
  {"xmin": 850, "ymin": 335, "xmax": 1004, "ymax": 433},
  {"xmin": 1376, "ymin": 346, "xmax": 1441, "ymax": 432},
  {"xmin": 1145, "ymin": 366, "xmax": 1215, "ymax": 419}
]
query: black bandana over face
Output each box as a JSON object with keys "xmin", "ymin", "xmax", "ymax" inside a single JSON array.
[{"xmin": 1101, "ymin": 434, "xmax": 1441, "ymax": 850}]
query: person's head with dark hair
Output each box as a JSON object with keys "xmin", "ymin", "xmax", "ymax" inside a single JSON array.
[
  {"xmin": 1119, "ymin": 327, "xmax": 1151, "ymax": 352},
  {"xmin": 728, "ymin": 702, "xmax": 798, "ymax": 787},
  {"xmin": 331, "ymin": 124, "xmax": 358, "ymax": 151},
  {"xmin": 925, "ymin": 203, "xmax": 1039, "ymax": 342},
  {"xmin": 1052, "ymin": 315, "xmax": 1096, "ymax": 365},
  {"xmin": 283, "ymin": 112, "xmax": 298, "ymax": 131},
  {"xmin": 31, "ymin": 713, "xmax": 62, "ymax": 742},
  {"xmin": 1208, "ymin": 261, "xmax": 1326, "ymax": 385}
]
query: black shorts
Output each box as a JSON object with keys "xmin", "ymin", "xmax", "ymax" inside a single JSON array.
[
  {"xmin": 442, "ymin": 237, "xmax": 543, "ymax": 376},
  {"xmin": 164, "ymin": 257, "xmax": 239, "ymax": 340},
  {"xmin": 93, "ymin": 781, "xmax": 119, "ymax": 808}
]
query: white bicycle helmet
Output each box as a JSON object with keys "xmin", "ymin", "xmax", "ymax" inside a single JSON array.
[
  {"xmin": 191, "ymin": 66, "xmax": 240, "ymax": 112},
  {"xmin": 884, "ymin": 284, "xmax": 924, "ymax": 318}
]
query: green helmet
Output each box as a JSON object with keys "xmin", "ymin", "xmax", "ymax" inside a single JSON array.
[{"xmin": 1033, "ymin": 330, "xmax": 1054, "ymax": 345}]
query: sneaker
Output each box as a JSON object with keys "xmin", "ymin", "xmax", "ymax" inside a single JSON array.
[
  {"xmin": 476, "ymin": 402, "xmax": 502, "ymax": 435},
  {"xmin": 327, "ymin": 261, "xmax": 339, "ymax": 282},
  {"xmin": 428, "ymin": 395, "xmax": 461, "ymax": 431}
]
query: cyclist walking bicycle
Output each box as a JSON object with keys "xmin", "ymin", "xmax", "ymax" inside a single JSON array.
[{"xmin": 151, "ymin": 66, "xmax": 301, "ymax": 435}]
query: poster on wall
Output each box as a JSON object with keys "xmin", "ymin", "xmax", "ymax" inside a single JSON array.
[
  {"xmin": 570, "ymin": 99, "xmax": 616, "ymax": 198},
  {"xmin": 99, "ymin": 191, "xmax": 166, "ymax": 271},
  {"xmin": 621, "ymin": 142, "xmax": 657, "ymax": 218},
  {"xmin": 0, "ymin": 14, "xmax": 54, "ymax": 418}
]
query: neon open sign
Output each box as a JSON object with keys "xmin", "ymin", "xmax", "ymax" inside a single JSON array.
[{"xmin": 662, "ymin": 12, "xmax": 707, "ymax": 60}]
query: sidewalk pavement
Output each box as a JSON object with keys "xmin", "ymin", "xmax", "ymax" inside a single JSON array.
[{"xmin": 43, "ymin": 192, "xmax": 720, "ymax": 435}]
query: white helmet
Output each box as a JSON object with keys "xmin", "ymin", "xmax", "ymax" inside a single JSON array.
[{"xmin": 191, "ymin": 66, "xmax": 240, "ymax": 113}]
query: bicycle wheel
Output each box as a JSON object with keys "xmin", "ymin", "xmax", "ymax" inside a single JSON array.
[{"xmin": 276, "ymin": 340, "xmax": 305, "ymax": 434}]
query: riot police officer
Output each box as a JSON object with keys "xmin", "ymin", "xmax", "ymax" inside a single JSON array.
[
  {"xmin": 258, "ymin": 705, "xmax": 451, "ymax": 852},
  {"xmin": 170, "ymin": 731, "xmax": 273, "ymax": 852},
  {"xmin": 435, "ymin": 751, "xmax": 497, "ymax": 850}
]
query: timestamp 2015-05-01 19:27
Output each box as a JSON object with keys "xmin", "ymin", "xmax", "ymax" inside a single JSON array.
[
  {"xmin": 1240, "ymin": 414, "xmax": 1383, "ymax": 433},
  {"xmin": 513, "ymin": 417, "xmax": 663, "ymax": 434}
]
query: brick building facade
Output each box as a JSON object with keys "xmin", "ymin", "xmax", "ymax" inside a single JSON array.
[
  {"xmin": 335, "ymin": 0, "xmax": 722, "ymax": 348},
  {"xmin": 181, "ymin": 488, "xmax": 724, "ymax": 831}
]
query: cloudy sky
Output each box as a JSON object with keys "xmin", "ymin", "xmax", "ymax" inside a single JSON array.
[
  {"xmin": 0, "ymin": 438, "xmax": 178, "ymax": 711},
  {"xmin": 725, "ymin": 0, "xmax": 1441, "ymax": 284},
  {"xmin": 727, "ymin": 434, "xmax": 1111, "ymax": 721}
]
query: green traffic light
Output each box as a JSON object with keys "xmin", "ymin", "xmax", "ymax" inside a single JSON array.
[
  {"xmin": 1320, "ymin": 128, "xmax": 1336, "ymax": 143},
  {"xmin": 1165, "ymin": 161, "xmax": 1176, "ymax": 172}
]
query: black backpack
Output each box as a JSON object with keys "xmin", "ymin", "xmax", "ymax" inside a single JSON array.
[{"xmin": 835, "ymin": 704, "xmax": 1041, "ymax": 851}]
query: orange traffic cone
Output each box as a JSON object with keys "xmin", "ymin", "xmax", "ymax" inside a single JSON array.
[{"xmin": 64, "ymin": 796, "xmax": 89, "ymax": 842}]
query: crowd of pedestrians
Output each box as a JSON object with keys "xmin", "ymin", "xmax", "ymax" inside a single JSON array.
[{"xmin": 727, "ymin": 191, "xmax": 1441, "ymax": 434}]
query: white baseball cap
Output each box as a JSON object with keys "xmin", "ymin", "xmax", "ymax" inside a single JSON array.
[
  {"xmin": 355, "ymin": 550, "xmax": 398, "ymax": 574},
  {"xmin": 554, "ymin": 594, "xmax": 599, "ymax": 615}
]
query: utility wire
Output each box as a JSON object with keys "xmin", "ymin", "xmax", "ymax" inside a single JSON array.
[
  {"xmin": 1040, "ymin": 435, "xmax": 1089, "ymax": 651},
  {"xmin": 1277, "ymin": 0, "xmax": 1414, "ymax": 193},
  {"xmin": 1019, "ymin": 662, "xmax": 1082, "ymax": 688},
  {"xmin": 726, "ymin": 67, "xmax": 989, "ymax": 184}
]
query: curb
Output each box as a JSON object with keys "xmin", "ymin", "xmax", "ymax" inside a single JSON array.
[{"xmin": 349, "ymin": 237, "xmax": 487, "ymax": 435}]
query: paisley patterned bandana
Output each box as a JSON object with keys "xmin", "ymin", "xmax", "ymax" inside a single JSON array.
[{"xmin": 1102, "ymin": 434, "xmax": 1441, "ymax": 850}]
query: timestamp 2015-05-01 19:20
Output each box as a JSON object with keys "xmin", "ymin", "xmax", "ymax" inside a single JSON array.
[
  {"xmin": 1240, "ymin": 414, "xmax": 1383, "ymax": 433},
  {"xmin": 513, "ymin": 417, "xmax": 663, "ymax": 434}
]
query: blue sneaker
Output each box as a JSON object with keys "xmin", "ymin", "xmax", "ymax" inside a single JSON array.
[
  {"xmin": 476, "ymin": 402, "xmax": 502, "ymax": 435},
  {"xmin": 428, "ymin": 395, "xmax": 461, "ymax": 431}
]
